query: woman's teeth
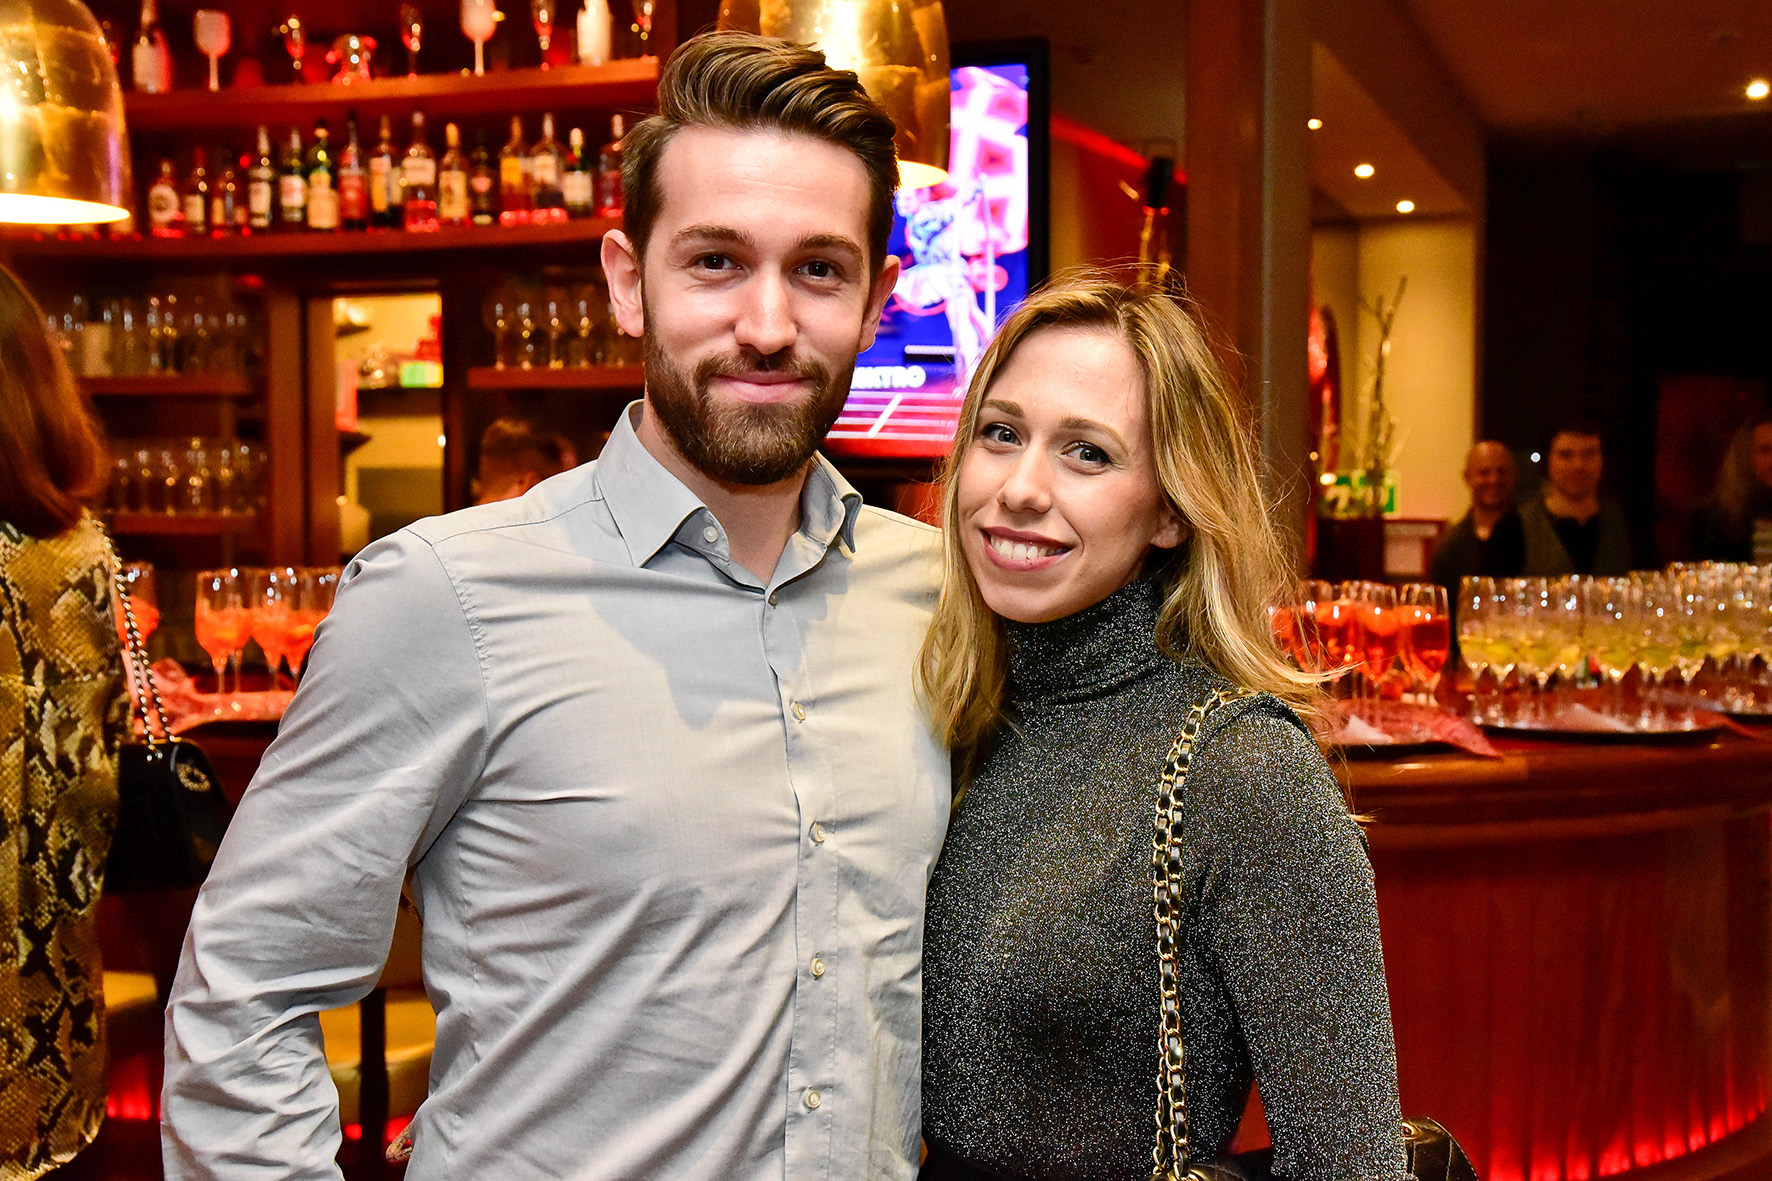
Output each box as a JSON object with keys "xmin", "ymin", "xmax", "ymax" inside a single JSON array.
[{"xmin": 990, "ymin": 536, "xmax": 1063, "ymax": 562}]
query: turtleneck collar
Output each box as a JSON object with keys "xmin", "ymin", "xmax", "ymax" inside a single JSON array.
[{"xmin": 1004, "ymin": 577, "xmax": 1170, "ymax": 706}]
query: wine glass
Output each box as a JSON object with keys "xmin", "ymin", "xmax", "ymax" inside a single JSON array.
[
  {"xmin": 1354, "ymin": 582, "xmax": 1399, "ymax": 701},
  {"xmin": 1457, "ymin": 577, "xmax": 1495, "ymax": 720},
  {"xmin": 1510, "ymin": 577, "xmax": 1555, "ymax": 724},
  {"xmin": 193, "ymin": 10, "xmax": 231, "ymax": 91},
  {"xmin": 285, "ymin": 567, "xmax": 341, "ymax": 680},
  {"xmin": 194, "ymin": 568, "xmax": 251, "ymax": 706},
  {"xmin": 531, "ymin": 0, "xmax": 555, "ymax": 66},
  {"xmin": 246, "ymin": 567, "xmax": 295, "ymax": 689},
  {"xmin": 279, "ymin": 15, "xmax": 307, "ymax": 83},
  {"xmin": 1399, "ymin": 583, "xmax": 1449, "ymax": 704},
  {"xmin": 1590, "ymin": 577, "xmax": 1640, "ymax": 718},
  {"xmin": 1317, "ymin": 582, "xmax": 1366, "ymax": 696},
  {"xmin": 115, "ymin": 561, "xmax": 160, "ymax": 647},
  {"xmin": 543, "ymin": 289, "xmax": 566, "ymax": 368},
  {"xmin": 400, "ymin": 4, "xmax": 424, "ymax": 76},
  {"xmin": 1487, "ymin": 579, "xmax": 1524, "ymax": 724},
  {"xmin": 461, "ymin": 0, "xmax": 498, "ymax": 76}
]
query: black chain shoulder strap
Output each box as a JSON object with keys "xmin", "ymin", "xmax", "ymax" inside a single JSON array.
[
  {"xmin": 1151, "ymin": 684, "xmax": 1260, "ymax": 1181},
  {"xmin": 100, "ymin": 531, "xmax": 172, "ymax": 745}
]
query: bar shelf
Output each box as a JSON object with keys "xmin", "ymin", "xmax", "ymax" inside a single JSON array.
[
  {"xmin": 466, "ymin": 364, "xmax": 644, "ymax": 391},
  {"xmin": 82, "ymin": 374, "xmax": 256, "ymax": 398},
  {"xmin": 3, "ymin": 218, "xmax": 616, "ymax": 263},
  {"xmin": 120, "ymin": 60, "xmax": 660, "ymax": 132},
  {"xmin": 109, "ymin": 512, "xmax": 264, "ymax": 537}
]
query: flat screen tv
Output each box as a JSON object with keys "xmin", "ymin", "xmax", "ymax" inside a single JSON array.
[{"xmin": 824, "ymin": 38, "xmax": 1050, "ymax": 461}]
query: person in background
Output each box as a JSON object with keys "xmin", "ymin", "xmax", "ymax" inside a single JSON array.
[
  {"xmin": 469, "ymin": 418, "xmax": 579, "ymax": 505},
  {"xmin": 1519, "ymin": 420, "xmax": 1632, "ymax": 576},
  {"xmin": 1429, "ymin": 440, "xmax": 1524, "ymax": 589},
  {"xmin": 0, "ymin": 264, "xmax": 127, "ymax": 1179},
  {"xmin": 1694, "ymin": 411, "xmax": 1772, "ymax": 564},
  {"xmin": 163, "ymin": 32, "xmax": 948, "ymax": 1181},
  {"xmin": 918, "ymin": 276, "xmax": 1408, "ymax": 1181}
]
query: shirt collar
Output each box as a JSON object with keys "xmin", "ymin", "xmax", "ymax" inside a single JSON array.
[{"xmin": 596, "ymin": 402, "xmax": 863, "ymax": 568}]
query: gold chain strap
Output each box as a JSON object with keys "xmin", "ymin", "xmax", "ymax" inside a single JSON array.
[{"xmin": 1151, "ymin": 685, "xmax": 1259, "ymax": 1181}]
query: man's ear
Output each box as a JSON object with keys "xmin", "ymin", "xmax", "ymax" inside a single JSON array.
[
  {"xmin": 602, "ymin": 229, "xmax": 646, "ymax": 339},
  {"xmin": 858, "ymin": 254, "xmax": 901, "ymax": 352}
]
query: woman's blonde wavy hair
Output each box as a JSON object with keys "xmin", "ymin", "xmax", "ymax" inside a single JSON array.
[{"xmin": 917, "ymin": 272, "xmax": 1325, "ymax": 777}]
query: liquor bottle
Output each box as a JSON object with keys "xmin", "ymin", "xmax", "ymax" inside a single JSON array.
[
  {"xmin": 278, "ymin": 127, "xmax": 307, "ymax": 230},
  {"xmin": 181, "ymin": 147, "xmax": 211, "ymax": 237},
  {"xmin": 530, "ymin": 113, "xmax": 565, "ymax": 223},
  {"xmin": 146, "ymin": 158, "xmax": 182, "ymax": 237},
  {"xmin": 438, "ymin": 122, "xmax": 469, "ymax": 227},
  {"xmin": 247, "ymin": 125, "xmax": 275, "ymax": 232},
  {"xmin": 338, "ymin": 113, "xmax": 368, "ymax": 231},
  {"xmin": 212, "ymin": 158, "xmax": 242, "ymax": 234},
  {"xmin": 370, "ymin": 114, "xmax": 400, "ymax": 229},
  {"xmin": 401, "ymin": 110, "xmax": 438, "ymax": 232},
  {"xmin": 306, "ymin": 120, "xmax": 338, "ymax": 231},
  {"xmin": 131, "ymin": 0, "xmax": 172, "ymax": 94},
  {"xmin": 499, "ymin": 115, "xmax": 531, "ymax": 226},
  {"xmin": 596, "ymin": 114, "xmax": 625, "ymax": 218},
  {"xmin": 468, "ymin": 130, "xmax": 498, "ymax": 227},
  {"xmin": 562, "ymin": 127, "xmax": 594, "ymax": 219}
]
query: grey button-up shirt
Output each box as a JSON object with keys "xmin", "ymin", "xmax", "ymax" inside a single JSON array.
[{"xmin": 163, "ymin": 407, "xmax": 950, "ymax": 1180}]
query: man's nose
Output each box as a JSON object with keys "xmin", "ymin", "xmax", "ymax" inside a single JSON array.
[{"xmin": 733, "ymin": 272, "xmax": 797, "ymax": 357}]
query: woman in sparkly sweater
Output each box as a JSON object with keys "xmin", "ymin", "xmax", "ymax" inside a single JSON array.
[{"xmin": 917, "ymin": 276, "xmax": 1410, "ymax": 1181}]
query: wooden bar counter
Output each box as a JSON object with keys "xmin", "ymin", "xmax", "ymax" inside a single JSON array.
[{"xmin": 1350, "ymin": 731, "xmax": 1772, "ymax": 1181}]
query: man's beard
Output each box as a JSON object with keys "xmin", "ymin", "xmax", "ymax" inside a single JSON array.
[{"xmin": 643, "ymin": 319, "xmax": 856, "ymax": 487}]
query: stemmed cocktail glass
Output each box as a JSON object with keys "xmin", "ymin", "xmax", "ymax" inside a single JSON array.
[
  {"xmin": 195, "ymin": 568, "xmax": 251, "ymax": 708},
  {"xmin": 1399, "ymin": 582, "xmax": 1449, "ymax": 704},
  {"xmin": 462, "ymin": 0, "xmax": 497, "ymax": 76},
  {"xmin": 194, "ymin": 10, "xmax": 231, "ymax": 91}
]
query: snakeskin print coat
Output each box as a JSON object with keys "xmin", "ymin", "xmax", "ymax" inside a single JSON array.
[{"xmin": 0, "ymin": 514, "xmax": 124, "ymax": 1179}]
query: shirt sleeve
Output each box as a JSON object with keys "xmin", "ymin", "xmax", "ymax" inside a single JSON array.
[
  {"xmin": 162, "ymin": 530, "xmax": 490, "ymax": 1180},
  {"xmin": 1186, "ymin": 702, "xmax": 1411, "ymax": 1181}
]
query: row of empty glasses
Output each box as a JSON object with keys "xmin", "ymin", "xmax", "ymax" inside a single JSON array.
[
  {"xmin": 49, "ymin": 292, "xmax": 259, "ymax": 379},
  {"xmin": 108, "ymin": 437, "xmax": 266, "ymax": 516},
  {"xmin": 1458, "ymin": 564, "xmax": 1772, "ymax": 726},
  {"xmin": 484, "ymin": 281, "xmax": 645, "ymax": 370},
  {"xmin": 1272, "ymin": 581, "xmax": 1451, "ymax": 703}
]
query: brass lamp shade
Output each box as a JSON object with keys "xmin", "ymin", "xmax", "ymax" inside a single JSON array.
[
  {"xmin": 0, "ymin": 0, "xmax": 131, "ymax": 224},
  {"xmin": 717, "ymin": 0, "xmax": 950, "ymax": 189}
]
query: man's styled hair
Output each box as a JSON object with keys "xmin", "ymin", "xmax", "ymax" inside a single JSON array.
[{"xmin": 621, "ymin": 31, "xmax": 900, "ymax": 272}]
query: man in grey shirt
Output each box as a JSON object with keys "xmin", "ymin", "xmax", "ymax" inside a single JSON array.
[{"xmin": 163, "ymin": 33, "xmax": 950, "ymax": 1180}]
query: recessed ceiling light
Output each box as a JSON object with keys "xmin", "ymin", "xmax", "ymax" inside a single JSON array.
[
  {"xmin": 1307, "ymin": 117, "xmax": 1323, "ymax": 130},
  {"xmin": 1396, "ymin": 199, "xmax": 1415, "ymax": 214},
  {"xmin": 1354, "ymin": 163, "xmax": 1375, "ymax": 178},
  {"xmin": 1750, "ymin": 79, "xmax": 1771, "ymax": 100}
]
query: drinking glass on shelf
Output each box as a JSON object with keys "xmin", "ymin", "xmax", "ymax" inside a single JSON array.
[
  {"xmin": 400, "ymin": 3, "xmax": 424, "ymax": 75},
  {"xmin": 516, "ymin": 297, "xmax": 538, "ymax": 369},
  {"xmin": 462, "ymin": 0, "xmax": 498, "ymax": 76},
  {"xmin": 543, "ymin": 290, "xmax": 567, "ymax": 368},
  {"xmin": 193, "ymin": 10, "xmax": 231, "ymax": 91},
  {"xmin": 115, "ymin": 561, "xmax": 160, "ymax": 647},
  {"xmin": 531, "ymin": 0, "xmax": 556, "ymax": 65},
  {"xmin": 279, "ymin": 15, "xmax": 308, "ymax": 83},
  {"xmin": 1398, "ymin": 582, "xmax": 1449, "ymax": 703},
  {"xmin": 246, "ymin": 567, "xmax": 295, "ymax": 689},
  {"xmin": 194, "ymin": 569, "xmax": 251, "ymax": 704}
]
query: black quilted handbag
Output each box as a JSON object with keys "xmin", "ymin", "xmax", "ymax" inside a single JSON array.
[
  {"xmin": 1152, "ymin": 689, "xmax": 1479, "ymax": 1181},
  {"xmin": 104, "ymin": 543, "xmax": 233, "ymax": 892}
]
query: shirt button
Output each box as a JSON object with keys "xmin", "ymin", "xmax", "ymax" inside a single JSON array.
[
  {"xmin": 791, "ymin": 701, "xmax": 807, "ymax": 722},
  {"xmin": 810, "ymin": 955, "xmax": 826, "ymax": 978},
  {"xmin": 768, "ymin": 592, "xmax": 779, "ymax": 606},
  {"xmin": 701, "ymin": 525, "xmax": 719, "ymax": 544},
  {"xmin": 809, "ymin": 821, "xmax": 827, "ymax": 844},
  {"xmin": 804, "ymin": 1088, "xmax": 822, "ymax": 1110}
]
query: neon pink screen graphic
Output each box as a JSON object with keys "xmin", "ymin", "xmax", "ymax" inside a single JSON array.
[{"xmin": 827, "ymin": 63, "xmax": 1033, "ymax": 459}]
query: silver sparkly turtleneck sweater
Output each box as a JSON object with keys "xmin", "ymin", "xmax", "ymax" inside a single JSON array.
[{"xmin": 920, "ymin": 579, "xmax": 1410, "ymax": 1181}]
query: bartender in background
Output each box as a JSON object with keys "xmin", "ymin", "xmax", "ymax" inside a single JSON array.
[
  {"xmin": 1520, "ymin": 420, "xmax": 1633, "ymax": 576},
  {"xmin": 470, "ymin": 418, "xmax": 580, "ymax": 504},
  {"xmin": 1430, "ymin": 439, "xmax": 1525, "ymax": 589}
]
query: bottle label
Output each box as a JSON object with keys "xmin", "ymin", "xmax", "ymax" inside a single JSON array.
[
  {"xmin": 532, "ymin": 155, "xmax": 558, "ymax": 186},
  {"xmin": 147, "ymin": 183, "xmax": 179, "ymax": 228},
  {"xmin": 403, "ymin": 157, "xmax": 437, "ymax": 187},
  {"xmin": 438, "ymin": 171, "xmax": 469, "ymax": 222},
  {"xmin": 248, "ymin": 177, "xmax": 272, "ymax": 218},
  {"xmin": 470, "ymin": 173, "xmax": 494, "ymax": 196},
  {"xmin": 182, "ymin": 193, "xmax": 206, "ymax": 230},
  {"xmin": 210, "ymin": 194, "xmax": 227, "ymax": 229},
  {"xmin": 500, "ymin": 157, "xmax": 525, "ymax": 189},
  {"xmin": 279, "ymin": 174, "xmax": 306, "ymax": 210},
  {"xmin": 308, "ymin": 182, "xmax": 339, "ymax": 230},
  {"xmin": 339, "ymin": 170, "xmax": 367, "ymax": 222},
  {"xmin": 561, "ymin": 171, "xmax": 593, "ymax": 210},
  {"xmin": 370, "ymin": 157, "xmax": 392, "ymax": 212}
]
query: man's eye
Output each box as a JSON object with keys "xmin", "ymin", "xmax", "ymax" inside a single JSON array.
[
  {"xmin": 802, "ymin": 259, "xmax": 839, "ymax": 279},
  {"xmin": 695, "ymin": 253, "xmax": 734, "ymax": 271}
]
